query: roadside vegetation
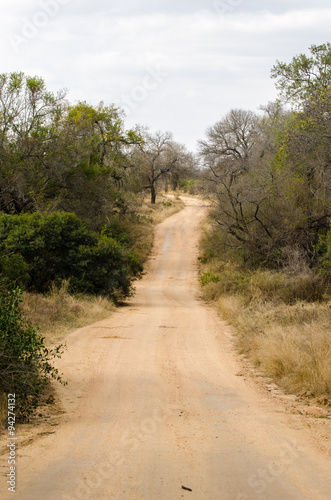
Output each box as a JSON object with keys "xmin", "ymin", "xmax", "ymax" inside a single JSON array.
[
  {"xmin": 199, "ymin": 258, "xmax": 331, "ymax": 401},
  {"xmin": 199, "ymin": 43, "xmax": 331, "ymax": 403},
  {"xmin": 0, "ymin": 70, "xmax": 193, "ymax": 422},
  {"xmin": 0, "ymin": 286, "xmax": 66, "ymax": 421}
]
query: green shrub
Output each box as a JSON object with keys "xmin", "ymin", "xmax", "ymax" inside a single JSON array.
[
  {"xmin": 0, "ymin": 253, "xmax": 30, "ymax": 287},
  {"xmin": 72, "ymin": 235, "xmax": 142, "ymax": 298},
  {"xmin": 0, "ymin": 212, "xmax": 142, "ymax": 299},
  {"xmin": 0, "ymin": 288, "xmax": 66, "ymax": 420},
  {"xmin": 200, "ymin": 271, "xmax": 220, "ymax": 286},
  {"xmin": 101, "ymin": 218, "xmax": 132, "ymax": 246},
  {"xmin": 0, "ymin": 212, "xmax": 94, "ymax": 291},
  {"xmin": 179, "ymin": 179, "xmax": 200, "ymax": 194}
]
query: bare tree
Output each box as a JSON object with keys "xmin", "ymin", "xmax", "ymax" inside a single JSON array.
[
  {"xmin": 133, "ymin": 130, "xmax": 188, "ymax": 204},
  {"xmin": 198, "ymin": 109, "xmax": 259, "ymax": 182},
  {"xmin": 198, "ymin": 109, "xmax": 268, "ymax": 251}
]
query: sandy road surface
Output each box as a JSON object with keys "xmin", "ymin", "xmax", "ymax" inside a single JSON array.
[{"xmin": 1, "ymin": 197, "xmax": 331, "ymax": 500}]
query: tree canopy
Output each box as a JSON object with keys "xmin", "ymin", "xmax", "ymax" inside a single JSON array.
[{"xmin": 271, "ymin": 42, "xmax": 331, "ymax": 106}]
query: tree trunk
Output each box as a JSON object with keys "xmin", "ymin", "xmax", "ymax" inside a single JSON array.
[{"xmin": 151, "ymin": 183, "xmax": 156, "ymax": 204}]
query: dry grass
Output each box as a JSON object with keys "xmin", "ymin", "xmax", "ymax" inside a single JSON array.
[
  {"xmin": 199, "ymin": 251, "xmax": 331, "ymax": 402},
  {"xmin": 216, "ymin": 294, "xmax": 331, "ymax": 401},
  {"xmin": 200, "ymin": 261, "xmax": 326, "ymax": 304},
  {"xmin": 22, "ymin": 282, "xmax": 115, "ymax": 345},
  {"xmin": 139, "ymin": 193, "xmax": 184, "ymax": 224}
]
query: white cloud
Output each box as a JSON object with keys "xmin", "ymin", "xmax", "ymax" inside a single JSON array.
[
  {"xmin": 0, "ymin": 3, "xmax": 330, "ymax": 151},
  {"xmin": 228, "ymin": 8, "xmax": 331, "ymax": 34}
]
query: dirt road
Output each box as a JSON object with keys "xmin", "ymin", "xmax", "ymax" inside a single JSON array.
[{"xmin": 1, "ymin": 197, "xmax": 331, "ymax": 499}]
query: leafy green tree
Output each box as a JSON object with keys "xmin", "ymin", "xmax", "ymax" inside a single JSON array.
[
  {"xmin": 284, "ymin": 90, "xmax": 331, "ymax": 246},
  {"xmin": 0, "ymin": 74, "xmax": 143, "ymax": 227},
  {"xmin": 0, "ymin": 72, "xmax": 68, "ymax": 214},
  {"xmin": 271, "ymin": 43, "xmax": 331, "ymax": 106},
  {"xmin": 59, "ymin": 101, "xmax": 142, "ymax": 224},
  {"xmin": 270, "ymin": 44, "xmax": 331, "ymax": 261}
]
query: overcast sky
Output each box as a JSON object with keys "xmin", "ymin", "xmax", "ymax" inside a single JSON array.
[{"xmin": 1, "ymin": 0, "xmax": 331, "ymax": 151}]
